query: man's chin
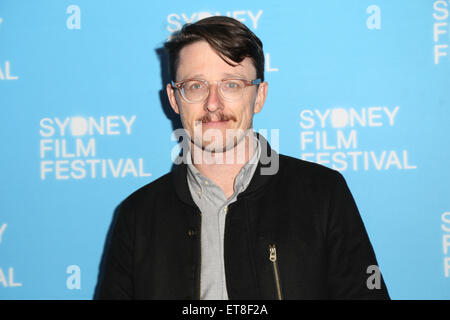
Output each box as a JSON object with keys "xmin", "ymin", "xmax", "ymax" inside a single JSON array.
[
  {"xmin": 190, "ymin": 127, "xmax": 253, "ymax": 153},
  {"xmin": 195, "ymin": 140, "xmax": 235, "ymax": 153}
]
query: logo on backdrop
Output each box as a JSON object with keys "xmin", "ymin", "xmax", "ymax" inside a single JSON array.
[
  {"xmin": 166, "ymin": 9, "xmax": 279, "ymax": 73},
  {"xmin": 0, "ymin": 61, "xmax": 18, "ymax": 81},
  {"xmin": 66, "ymin": 265, "xmax": 81, "ymax": 290},
  {"xmin": 39, "ymin": 115, "xmax": 152, "ymax": 180},
  {"xmin": 442, "ymin": 211, "xmax": 450, "ymax": 277},
  {"xmin": 0, "ymin": 223, "xmax": 23, "ymax": 288},
  {"xmin": 433, "ymin": 0, "xmax": 449, "ymax": 64},
  {"xmin": 299, "ymin": 106, "xmax": 417, "ymax": 171},
  {"xmin": 167, "ymin": 10, "xmax": 263, "ymax": 32},
  {"xmin": 366, "ymin": 5, "xmax": 381, "ymax": 30},
  {"xmin": 0, "ymin": 17, "xmax": 19, "ymax": 81},
  {"xmin": 66, "ymin": 5, "xmax": 81, "ymax": 30}
]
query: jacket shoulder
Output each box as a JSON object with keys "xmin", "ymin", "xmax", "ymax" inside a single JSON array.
[
  {"xmin": 119, "ymin": 170, "xmax": 175, "ymax": 211},
  {"xmin": 278, "ymin": 153, "xmax": 343, "ymax": 184}
]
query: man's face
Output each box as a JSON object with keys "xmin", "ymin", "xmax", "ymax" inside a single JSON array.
[{"xmin": 167, "ymin": 40, "xmax": 268, "ymax": 153}]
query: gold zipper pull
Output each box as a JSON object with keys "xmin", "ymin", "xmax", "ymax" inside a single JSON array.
[
  {"xmin": 269, "ymin": 245, "xmax": 277, "ymax": 262},
  {"xmin": 269, "ymin": 244, "xmax": 283, "ymax": 300}
]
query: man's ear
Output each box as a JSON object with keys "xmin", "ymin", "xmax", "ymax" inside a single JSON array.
[
  {"xmin": 166, "ymin": 83, "xmax": 180, "ymax": 115},
  {"xmin": 253, "ymin": 81, "xmax": 268, "ymax": 114}
]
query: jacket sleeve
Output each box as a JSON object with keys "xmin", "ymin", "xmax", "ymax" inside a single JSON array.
[
  {"xmin": 94, "ymin": 200, "xmax": 135, "ymax": 299},
  {"xmin": 325, "ymin": 172, "xmax": 390, "ymax": 299}
]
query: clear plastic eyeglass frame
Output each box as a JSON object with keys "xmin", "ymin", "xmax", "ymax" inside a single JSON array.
[{"xmin": 171, "ymin": 78, "xmax": 262, "ymax": 103}]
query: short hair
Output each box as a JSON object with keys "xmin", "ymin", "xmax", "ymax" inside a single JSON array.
[{"xmin": 164, "ymin": 16, "xmax": 265, "ymax": 82}]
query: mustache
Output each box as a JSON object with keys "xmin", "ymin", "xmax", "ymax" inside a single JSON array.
[{"xmin": 197, "ymin": 112, "xmax": 237, "ymax": 123}]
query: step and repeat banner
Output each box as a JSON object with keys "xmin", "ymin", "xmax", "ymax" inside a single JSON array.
[{"xmin": 0, "ymin": 0, "xmax": 449, "ymax": 299}]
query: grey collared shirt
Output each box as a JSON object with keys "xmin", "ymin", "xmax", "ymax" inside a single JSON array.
[{"xmin": 186, "ymin": 134, "xmax": 261, "ymax": 300}]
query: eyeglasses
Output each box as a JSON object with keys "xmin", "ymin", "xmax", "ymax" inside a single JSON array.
[{"xmin": 171, "ymin": 78, "xmax": 261, "ymax": 103}]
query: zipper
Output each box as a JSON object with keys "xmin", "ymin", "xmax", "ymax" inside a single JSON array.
[{"xmin": 269, "ymin": 244, "xmax": 283, "ymax": 300}]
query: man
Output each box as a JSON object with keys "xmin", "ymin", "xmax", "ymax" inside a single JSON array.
[{"xmin": 95, "ymin": 16, "xmax": 389, "ymax": 300}]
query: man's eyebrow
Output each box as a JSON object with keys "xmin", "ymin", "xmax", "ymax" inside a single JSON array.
[
  {"xmin": 179, "ymin": 72, "xmax": 249, "ymax": 81},
  {"xmin": 177, "ymin": 74, "xmax": 205, "ymax": 81},
  {"xmin": 189, "ymin": 74, "xmax": 206, "ymax": 79},
  {"xmin": 181, "ymin": 72, "xmax": 245, "ymax": 79},
  {"xmin": 222, "ymin": 72, "xmax": 247, "ymax": 78}
]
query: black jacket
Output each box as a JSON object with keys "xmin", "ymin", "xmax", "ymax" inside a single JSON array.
[{"xmin": 95, "ymin": 146, "xmax": 389, "ymax": 300}]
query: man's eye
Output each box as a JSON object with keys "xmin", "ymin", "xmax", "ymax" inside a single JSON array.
[
  {"xmin": 224, "ymin": 81, "xmax": 241, "ymax": 89},
  {"xmin": 188, "ymin": 82, "xmax": 203, "ymax": 90}
]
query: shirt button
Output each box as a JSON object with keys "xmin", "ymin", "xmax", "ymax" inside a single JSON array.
[{"xmin": 188, "ymin": 229, "xmax": 197, "ymax": 237}]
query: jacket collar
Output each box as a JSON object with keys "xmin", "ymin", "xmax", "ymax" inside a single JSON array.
[{"xmin": 172, "ymin": 133, "xmax": 278, "ymax": 207}]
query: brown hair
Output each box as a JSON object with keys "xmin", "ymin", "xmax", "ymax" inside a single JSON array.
[{"xmin": 164, "ymin": 16, "xmax": 265, "ymax": 82}]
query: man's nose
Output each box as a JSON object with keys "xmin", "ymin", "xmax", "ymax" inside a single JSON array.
[{"xmin": 204, "ymin": 83, "xmax": 223, "ymax": 113}]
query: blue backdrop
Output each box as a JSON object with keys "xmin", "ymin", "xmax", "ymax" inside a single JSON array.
[{"xmin": 1, "ymin": 0, "xmax": 449, "ymax": 299}]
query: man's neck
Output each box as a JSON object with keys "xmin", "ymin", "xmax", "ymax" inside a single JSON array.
[{"xmin": 190, "ymin": 133, "xmax": 257, "ymax": 198}]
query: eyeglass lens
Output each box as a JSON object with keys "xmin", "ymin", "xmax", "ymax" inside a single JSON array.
[{"xmin": 182, "ymin": 79, "xmax": 247, "ymax": 102}]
